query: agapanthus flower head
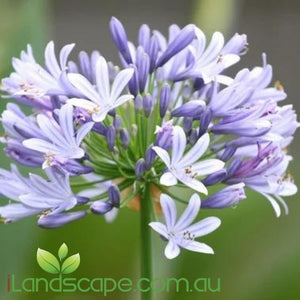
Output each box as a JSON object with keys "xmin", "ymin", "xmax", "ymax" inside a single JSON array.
[{"xmin": 0, "ymin": 17, "xmax": 298, "ymax": 261}]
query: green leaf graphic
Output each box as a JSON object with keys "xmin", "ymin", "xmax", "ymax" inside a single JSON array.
[
  {"xmin": 37, "ymin": 248, "xmax": 60, "ymax": 274},
  {"xmin": 61, "ymin": 253, "xmax": 80, "ymax": 274},
  {"xmin": 58, "ymin": 243, "xmax": 68, "ymax": 261}
]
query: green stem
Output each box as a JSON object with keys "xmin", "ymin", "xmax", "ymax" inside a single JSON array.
[{"xmin": 140, "ymin": 183, "xmax": 152, "ymax": 300}]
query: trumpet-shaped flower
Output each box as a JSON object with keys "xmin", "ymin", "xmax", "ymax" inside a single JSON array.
[
  {"xmin": 153, "ymin": 126, "xmax": 225, "ymax": 194},
  {"xmin": 67, "ymin": 56, "xmax": 134, "ymax": 122},
  {"xmin": 0, "ymin": 166, "xmax": 81, "ymax": 223},
  {"xmin": 23, "ymin": 103, "xmax": 93, "ymax": 168},
  {"xmin": 149, "ymin": 193, "xmax": 221, "ymax": 259}
]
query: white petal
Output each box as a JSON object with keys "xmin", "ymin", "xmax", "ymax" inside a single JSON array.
[
  {"xmin": 171, "ymin": 126, "xmax": 186, "ymax": 165},
  {"xmin": 96, "ymin": 56, "xmax": 110, "ymax": 102},
  {"xmin": 23, "ymin": 138, "xmax": 60, "ymax": 153},
  {"xmin": 181, "ymin": 241, "xmax": 214, "ymax": 254},
  {"xmin": 175, "ymin": 193, "xmax": 201, "ymax": 231},
  {"xmin": 59, "ymin": 103, "xmax": 75, "ymax": 145},
  {"xmin": 278, "ymin": 181, "xmax": 297, "ymax": 196},
  {"xmin": 165, "ymin": 240, "xmax": 181, "ymax": 259},
  {"xmin": 92, "ymin": 109, "xmax": 109, "ymax": 122},
  {"xmin": 68, "ymin": 98, "xmax": 98, "ymax": 111},
  {"xmin": 152, "ymin": 146, "xmax": 171, "ymax": 167},
  {"xmin": 59, "ymin": 43, "xmax": 75, "ymax": 69},
  {"xmin": 200, "ymin": 32, "xmax": 224, "ymax": 63},
  {"xmin": 112, "ymin": 94, "xmax": 134, "ymax": 108},
  {"xmin": 186, "ymin": 216, "xmax": 221, "ymax": 238},
  {"xmin": 192, "ymin": 159, "xmax": 225, "ymax": 176},
  {"xmin": 45, "ymin": 41, "xmax": 61, "ymax": 77},
  {"xmin": 275, "ymin": 196, "xmax": 289, "ymax": 215},
  {"xmin": 180, "ymin": 133, "xmax": 210, "ymax": 167},
  {"xmin": 68, "ymin": 73, "xmax": 100, "ymax": 103},
  {"xmin": 105, "ymin": 207, "xmax": 119, "ymax": 223},
  {"xmin": 111, "ymin": 68, "xmax": 134, "ymax": 100},
  {"xmin": 149, "ymin": 222, "xmax": 168, "ymax": 239},
  {"xmin": 160, "ymin": 172, "xmax": 178, "ymax": 186},
  {"xmin": 178, "ymin": 174, "xmax": 208, "ymax": 195},
  {"xmin": 260, "ymin": 192, "xmax": 281, "ymax": 217},
  {"xmin": 160, "ymin": 194, "xmax": 177, "ymax": 229},
  {"xmin": 37, "ymin": 114, "xmax": 67, "ymax": 147},
  {"xmin": 0, "ymin": 203, "xmax": 40, "ymax": 220},
  {"xmin": 76, "ymin": 122, "xmax": 94, "ymax": 145}
]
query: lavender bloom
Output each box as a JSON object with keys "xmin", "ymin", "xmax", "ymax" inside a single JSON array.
[
  {"xmin": 153, "ymin": 126, "xmax": 224, "ymax": 194},
  {"xmin": 68, "ymin": 56, "xmax": 134, "ymax": 122},
  {"xmin": 0, "ymin": 166, "xmax": 81, "ymax": 223},
  {"xmin": 23, "ymin": 103, "xmax": 94, "ymax": 168},
  {"xmin": 1, "ymin": 103, "xmax": 44, "ymax": 141},
  {"xmin": 211, "ymin": 102, "xmax": 272, "ymax": 137},
  {"xmin": 149, "ymin": 194, "xmax": 221, "ymax": 259},
  {"xmin": 202, "ymin": 183, "xmax": 246, "ymax": 208},
  {"xmin": 1, "ymin": 42, "xmax": 76, "ymax": 109},
  {"xmin": 226, "ymin": 144, "xmax": 297, "ymax": 217}
]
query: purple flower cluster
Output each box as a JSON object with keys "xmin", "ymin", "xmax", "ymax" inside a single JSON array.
[{"xmin": 0, "ymin": 17, "xmax": 298, "ymax": 259}]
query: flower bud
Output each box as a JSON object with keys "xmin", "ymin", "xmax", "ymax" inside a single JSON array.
[
  {"xmin": 159, "ymin": 84, "xmax": 171, "ymax": 118},
  {"xmin": 90, "ymin": 200, "xmax": 113, "ymax": 215},
  {"xmin": 156, "ymin": 24, "xmax": 196, "ymax": 67},
  {"xmin": 135, "ymin": 158, "xmax": 146, "ymax": 179},
  {"xmin": 134, "ymin": 94, "xmax": 143, "ymax": 112},
  {"xmin": 108, "ymin": 185, "xmax": 121, "ymax": 208},
  {"xmin": 106, "ymin": 126, "xmax": 116, "ymax": 152},
  {"xmin": 202, "ymin": 183, "xmax": 246, "ymax": 208},
  {"xmin": 202, "ymin": 169, "xmax": 227, "ymax": 186},
  {"xmin": 113, "ymin": 115, "xmax": 122, "ymax": 129},
  {"xmin": 145, "ymin": 145, "xmax": 156, "ymax": 169},
  {"xmin": 119, "ymin": 128, "xmax": 130, "ymax": 149},
  {"xmin": 143, "ymin": 94, "xmax": 153, "ymax": 117},
  {"xmin": 109, "ymin": 17, "xmax": 132, "ymax": 64},
  {"xmin": 172, "ymin": 100, "xmax": 206, "ymax": 117}
]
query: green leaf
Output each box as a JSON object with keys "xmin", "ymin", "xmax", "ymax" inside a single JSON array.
[
  {"xmin": 37, "ymin": 248, "xmax": 60, "ymax": 274},
  {"xmin": 61, "ymin": 253, "xmax": 80, "ymax": 274},
  {"xmin": 58, "ymin": 243, "xmax": 68, "ymax": 261}
]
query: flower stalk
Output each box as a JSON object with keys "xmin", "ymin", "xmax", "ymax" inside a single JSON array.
[{"xmin": 140, "ymin": 182, "xmax": 153, "ymax": 300}]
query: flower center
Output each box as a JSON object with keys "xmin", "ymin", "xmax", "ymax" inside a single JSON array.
[
  {"xmin": 184, "ymin": 166, "xmax": 198, "ymax": 179},
  {"xmin": 87, "ymin": 105, "xmax": 101, "ymax": 114},
  {"xmin": 183, "ymin": 230, "xmax": 195, "ymax": 241}
]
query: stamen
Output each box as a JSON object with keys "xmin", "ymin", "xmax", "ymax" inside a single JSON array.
[{"xmin": 274, "ymin": 80, "xmax": 284, "ymax": 91}]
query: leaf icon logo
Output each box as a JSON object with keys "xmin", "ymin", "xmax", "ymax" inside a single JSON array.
[
  {"xmin": 61, "ymin": 254, "xmax": 80, "ymax": 274},
  {"xmin": 37, "ymin": 249, "xmax": 60, "ymax": 274},
  {"xmin": 37, "ymin": 243, "xmax": 80, "ymax": 274}
]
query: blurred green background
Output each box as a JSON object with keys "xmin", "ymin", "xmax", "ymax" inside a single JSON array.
[{"xmin": 0, "ymin": 0, "xmax": 299, "ymax": 299}]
